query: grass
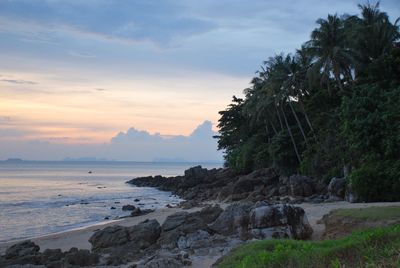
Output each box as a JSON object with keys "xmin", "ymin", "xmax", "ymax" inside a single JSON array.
[
  {"xmin": 217, "ymin": 224, "xmax": 400, "ymax": 268},
  {"xmin": 331, "ymin": 206, "xmax": 400, "ymax": 221}
]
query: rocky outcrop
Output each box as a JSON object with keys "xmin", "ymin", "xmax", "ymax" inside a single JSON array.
[
  {"xmin": 0, "ymin": 241, "xmax": 99, "ymax": 267},
  {"xmin": 127, "ymin": 166, "xmax": 331, "ymax": 204},
  {"xmin": 84, "ymin": 202, "xmax": 312, "ymax": 266}
]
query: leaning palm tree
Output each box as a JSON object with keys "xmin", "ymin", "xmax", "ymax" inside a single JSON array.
[{"xmin": 306, "ymin": 14, "xmax": 354, "ymax": 93}]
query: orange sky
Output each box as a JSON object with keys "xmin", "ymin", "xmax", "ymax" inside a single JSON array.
[{"xmin": 0, "ymin": 69, "xmax": 248, "ymax": 143}]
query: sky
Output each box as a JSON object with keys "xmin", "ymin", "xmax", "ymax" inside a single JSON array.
[{"xmin": 0, "ymin": 0, "xmax": 399, "ymax": 161}]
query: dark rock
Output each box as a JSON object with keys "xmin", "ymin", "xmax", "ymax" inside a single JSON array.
[
  {"xmin": 327, "ymin": 177, "xmax": 346, "ymax": 199},
  {"xmin": 89, "ymin": 225, "xmax": 130, "ymax": 250},
  {"xmin": 64, "ymin": 248, "xmax": 99, "ymax": 266},
  {"xmin": 127, "ymin": 219, "xmax": 161, "ymax": 249},
  {"xmin": 131, "ymin": 208, "xmax": 154, "ymax": 217},
  {"xmin": 162, "ymin": 212, "xmax": 189, "ymax": 232},
  {"xmin": 134, "ymin": 198, "xmax": 140, "ymax": 202},
  {"xmin": 122, "ymin": 204, "xmax": 136, "ymax": 211},
  {"xmin": 184, "ymin": 165, "xmax": 208, "ymax": 179},
  {"xmin": 110, "ymin": 206, "xmax": 116, "ymax": 210},
  {"xmin": 209, "ymin": 202, "xmax": 253, "ymax": 237},
  {"xmin": 5, "ymin": 240, "xmax": 40, "ymax": 260}
]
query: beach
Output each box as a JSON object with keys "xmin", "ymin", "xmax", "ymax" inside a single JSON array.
[{"xmin": 2, "ymin": 200, "xmax": 400, "ymax": 261}]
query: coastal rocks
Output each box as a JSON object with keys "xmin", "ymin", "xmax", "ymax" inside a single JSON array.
[
  {"xmin": 210, "ymin": 202, "xmax": 313, "ymax": 240},
  {"xmin": 5, "ymin": 240, "xmax": 40, "ymax": 260},
  {"xmin": 127, "ymin": 165, "xmax": 330, "ymax": 204},
  {"xmin": 0, "ymin": 241, "xmax": 99, "ymax": 267}
]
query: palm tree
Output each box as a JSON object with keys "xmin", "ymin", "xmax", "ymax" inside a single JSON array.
[{"xmin": 306, "ymin": 14, "xmax": 354, "ymax": 92}]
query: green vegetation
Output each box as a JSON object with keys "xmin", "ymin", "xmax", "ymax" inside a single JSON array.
[
  {"xmin": 216, "ymin": 225, "xmax": 400, "ymax": 268},
  {"xmin": 215, "ymin": 2, "xmax": 400, "ymax": 201},
  {"xmin": 332, "ymin": 206, "xmax": 400, "ymax": 220}
]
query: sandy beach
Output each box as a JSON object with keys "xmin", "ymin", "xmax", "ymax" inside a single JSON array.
[{"xmin": 2, "ymin": 201, "xmax": 400, "ymax": 258}]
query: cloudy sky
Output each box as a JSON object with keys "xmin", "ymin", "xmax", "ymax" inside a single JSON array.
[{"xmin": 0, "ymin": 0, "xmax": 399, "ymax": 161}]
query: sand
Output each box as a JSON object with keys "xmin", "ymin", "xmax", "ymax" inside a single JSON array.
[{"xmin": 1, "ymin": 201, "xmax": 400, "ymax": 267}]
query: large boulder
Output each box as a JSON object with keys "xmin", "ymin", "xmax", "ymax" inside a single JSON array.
[
  {"xmin": 89, "ymin": 219, "xmax": 161, "ymax": 251},
  {"xmin": 327, "ymin": 177, "xmax": 346, "ymax": 199},
  {"xmin": 127, "ymin": 219, "xmax": 161, "ymax": 249},
  {"xmin": 184, "ymin": 165, "xmax": 208, "ymax": 179},
  {"xmin": 5, "ymin": 240, "xmax": 40, "ymax": 260},
  {"xmin": 249, "ymin": 202, "xmax": 313, "ymax": 240},
  {"xmin": 289, "ymin": 175, "xmax": 316, "ymax": 197},
  {"xmin": 89, "ymin": 225, "xmax": 130, "ymax": 250},
  {"xmin": 208, "ymin": 202, "xmax": 253, "ymax": 237}
]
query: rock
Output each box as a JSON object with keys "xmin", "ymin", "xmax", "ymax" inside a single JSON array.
[
  {"xmin": 327, "ymin": 177, "xmax": 346, "ymax": 199},
  {"xmin": 89, "ymin": 226, "xmax": 130, "ymax": 250},
  {"xmin": 64, "ymin": 248, "xmax": 99, "ymax": 266},
  {"xmin": 196, "ymin": 204, "xmax": 223, "ymax": 224},
  {"xmin": 184, "ymin": 165, "xmax": 208, "ymax": 179},
  {"xmin": 122, "ymin": 204, "xmax": 136, "ymax": 211},
  {"xmin": 131, "ymin": 208, "xmax": 154, "ymax": 217},
  {"xmin": 41, "ymin": 249, "xmax": 63, "ymax": 263},
  {"xmin": 134, "ymin": 198, "xmax": 140, "ymax": 202},
  {"xmin": 142, "ymin": 257, "xmax": 182, "ymax": 268},
  {"xmin": 209, "ymin": 202, "xmax": 253, "ymax": 237},
  {"xmin": 127, "ymin": 219, "xmax": 161, "ymax": 249},
  {"xmin": 110, "ymin": 206, "xmax": 116, "ymax": 210},
  {"xmin": 162, "ymin": 212, "xmax": 189, "ymax": 232},
  {"xmin": 89, "ymin": 220, "xmax": 161, "ymax": 252},
  {"xmin": 177, "ymin": 230, "xmax": 211, "ymax": 249},
  {"xmin": 289, "ymin": 175, "xmax": 316, "ymax": 197},
  {"xmin": 5, "ymin": 240, "xmax": 40, "ymax": 260}
]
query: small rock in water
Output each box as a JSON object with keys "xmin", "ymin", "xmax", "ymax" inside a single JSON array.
[
  {"xmin": 166, "ymin": 204, "xmax": 173, "ymax": 208},
  {"xmin": 134, "ymin": 198, "xmax": 140, "ymax": 202},
  {"xmin": 138, "ymin": 203, "xmax": 145, "ymax": 206},
  {"xmin": 114, "ymin": 201, "xmax": 120, "ymax": 204},
  {"xmin": 80, "ymin": 202, "xmax": 89, "ymax": 205},
  {"xmin": 88, "ymin": 171, "xmax": 92, "ymax": 174},
  {"xmin": 122, "ymin": 204, "xmax": 136, "ymax": 211},
  {"xmin": 110, "ymin": 207, "xmax": 116, "ymax": 210},
  {"xmin": 104, "ymin": 216, "xmax": 109, "ymax": 220}
]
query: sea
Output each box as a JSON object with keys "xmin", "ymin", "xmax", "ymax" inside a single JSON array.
[{"xmin": 0, "ymin": 161, "xmax": 222, "ymax": 242}]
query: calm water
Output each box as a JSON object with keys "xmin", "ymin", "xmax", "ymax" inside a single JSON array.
[{"xmin": 0, "ymin": 161, "xmax": 221, "ymax": 242}]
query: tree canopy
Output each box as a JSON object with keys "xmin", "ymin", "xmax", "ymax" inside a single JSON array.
[{"xmin": 215, "ymin": 2, "xmax": 400, "ymax": 201}]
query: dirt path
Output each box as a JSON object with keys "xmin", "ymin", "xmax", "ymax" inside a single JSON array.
[{"xmin": 300, "ymin": 201, "xmax": 400, "ymax": 240}]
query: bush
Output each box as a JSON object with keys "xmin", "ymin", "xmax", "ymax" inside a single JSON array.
[{"xmin": 349, "ymin": 160, "xmax": 400, "ymax": 202}]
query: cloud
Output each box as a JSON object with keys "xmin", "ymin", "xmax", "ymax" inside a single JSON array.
[
  {"xmin": 0, "ymin": 79, "xmax": 37, "ymax": 85},
  {"xmin": 0, "ymin": 120, "xmax": 223, "ymax": 162}
]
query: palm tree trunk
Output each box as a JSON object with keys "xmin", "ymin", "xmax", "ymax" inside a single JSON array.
[
  {"xmin": 287, "ymin": 96, "xmax": 308, "ymax": 145},
  {"xmin": 264, "ymin": 110, "xmax": 278, "ymax": 135},
  {"xmin": 274, "ymin": 103, "xmax": 284, "ymax": 130},
  {"xmin": 298, "ymin": 97, "xmax": 314, "ymax": 133},
  {"xmin": 280, "ymin": 104, "xmax": 301, "ymax": 163}
]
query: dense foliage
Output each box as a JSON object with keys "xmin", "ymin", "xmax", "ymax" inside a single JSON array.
[{"xmin": 215, "ymin": 2, "xmax": 400, "ymax": 201}]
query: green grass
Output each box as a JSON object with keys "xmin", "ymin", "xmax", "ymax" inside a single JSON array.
[
  {"xmin": 331, "ymin": 206, "xmax": 400, "ymax": 221},
  {"xmin": 216, "ymin": 225, "xmax": 400, "ymax": 268}
]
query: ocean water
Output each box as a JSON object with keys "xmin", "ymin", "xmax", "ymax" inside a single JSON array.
[{"xmin": 0, "ymin": 161, "xmax": 221, "ymax": 242}]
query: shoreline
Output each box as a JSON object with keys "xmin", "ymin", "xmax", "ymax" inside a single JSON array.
[
  {"xmin": 2, "ymin": 200, "xmax": 400, "ymax": 255},
  {"xmin": 0, "ymin": 205, "xmax": 201, "ymax": 255}
]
